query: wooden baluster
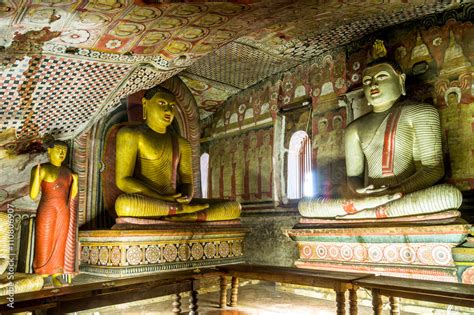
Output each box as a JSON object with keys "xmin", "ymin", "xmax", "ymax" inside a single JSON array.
[
  {"xmin": 372, "ymin": 289, "xmax": 383, "ymax": 315},
  {"xmin": 389, "ymin": 296, "xmax": 400, "ymax": 315},
  {"xmin": 230, "ymin": 276, "xmax": 239, "ymax": 307},
  {"xmin": 349, "ymin": 286, "xmax": 358, "ymax": 315},
  {"xmin": 189, "ymin": 290, "xmax": 198, "ymax": 315},
  {"xmin": 335, "ymin": 289, "xmax": 346, "ymax": 315},
  {"xmin": 219, "ymin": 276, "xmax": 228, "ymax": 308},
  {"xmin": 172, "ymin": 293, "xmax": 181, "ymax": 315}
]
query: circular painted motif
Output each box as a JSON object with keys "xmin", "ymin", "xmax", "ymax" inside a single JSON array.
[
  {"xmin": 218, "ymin": 242, "xmax": 230, "ymax": 258},
  {"xmin": 61, "ymin": 30, "xmax": 90, "ymax": 44},
  {"xmin": 191, "ymin": 243, "xmax": 204, "ymax": 260},
  {"xmin": 432, "ymin": 245, "xmax": 451, "ymax": 265},
  {"xmin": 110, "ymin": 246, "xmax": 121, "ymax": 266},
  {"xmin": 178, "ymin": 244, "xmax": 190, "ymax": 261},
  {"xmin": 354, "ymin": 245, "xmax": 368, "ymax": 262},
  {"xmin": 81, "ymin": 246, "xmax": 90, "ymax": 263},
  {"xmin": 204, "ymin": 243, "xmax": 216, "ymax": 259},
  {"xmin": 163, "ymin": 244, "xmax": 178, "ymax": 262},
  {"xmin": 232, "ymin": 241, "xmax": 242, "ymax": 256},
  {"xmin": 145, "ymin": 245, "xmax": 160, "ymax": 264},
  {"xmin": 238, "ymin": 104, "xmax": 246, "ymax": 114},
  {"xmin": 329, "ymin": 246, "xmax": 339, "ymax": 259},
  {"xmin": 90, "ymin": 247, "xmax": 99, "ymax": 265},
  {"xmin": 351, "ymin": 73, "xmax": 359, "ymax": 82},
  {"xmin": 316, "ymin": 245, "xmax": 327, "ymax": 259},
  {"xmin": 127, "ymin": 246, "xmax": 143, "ymax": 265},
  {"xmin": 383, "ymin": 245, "xmax": 399, "ymax": 263},
  {"xmin": 462, "ymin": 267, "xmax": 474, "ymax": 284},
  {"xmin": 400, "ymin": 246, "xmax": 416, "ymax": 264},
  {"xmin": 417, "ymin": 245, "xmax": 433, "ymax": 265},
  {"xmin": 352, "ymin": 61, "xmax": 360, "ymax": 71},
  {"xmin": 368, "ymin": 246, "xmax": 383, "ymax": 262},
  {"xmin": 340, "ymin": 245, "xmax": 353, "ymax": 261},
  {"xmin": 99, "ymin": 247, "xmax": 109, "ymax": 265},
  {"xmin": 301, "ymin": 245, "xmax": 313, "ymax": 259}
]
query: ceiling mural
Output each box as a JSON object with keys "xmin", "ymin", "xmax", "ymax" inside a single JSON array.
[{"xmin": 0, "ymin": 0, "xmax": 459, "ymax": 140}]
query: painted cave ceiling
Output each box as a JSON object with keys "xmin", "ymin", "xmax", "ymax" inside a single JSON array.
[{"xmin": 0, "ymin": 0, "xmax": 460, "ymax": 140}]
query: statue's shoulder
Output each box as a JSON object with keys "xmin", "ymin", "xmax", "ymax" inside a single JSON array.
[
  {"xmin": 173, "ymin": 133, "xmax": 191, "ymax": 147},
  {"xmin": 346, "ymin": 111, "xmax": 372, "ymax": 130},
  {"xmin": 400, "ymin": 100, "xmax": 439, "ymax": 118},
  {"xmin": 116, "ymin": 123, "xmax": 145, "ymax": 136}
]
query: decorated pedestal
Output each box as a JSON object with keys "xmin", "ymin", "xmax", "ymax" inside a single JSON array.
[
  {"xmin": 287, "ymin": 219, "xmax": 471, "ymax": 283},
  {"xmin": 79, "ymin": 220, "xmax": 246, "ymax": 277},
  {"xmin": 453, "ymin": 227, "xmax": 474, "ymax": 284}
]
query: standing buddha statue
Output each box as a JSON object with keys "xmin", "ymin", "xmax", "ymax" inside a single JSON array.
[{"xmin": 29, "ymin": 140, "xmax": 78, "ymax": 286}]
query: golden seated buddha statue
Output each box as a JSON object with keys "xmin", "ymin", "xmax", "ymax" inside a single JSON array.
[
  {"xmin": 299, "ymin": 43, "xmax": 462, "ymax": 220},
  {"xmin": 109, "ymin": 86, "xmax": 240, "ymax": 222}
]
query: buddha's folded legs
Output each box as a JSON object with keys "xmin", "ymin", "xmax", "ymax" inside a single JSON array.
[
  {"xmin": 115, "ymin": 194, "xmax": 209, "ymax": 217},
  {"xmin": 299, "ymin": 193, "xmax": 401, "ymax": 218},
  {"xmin": 337, "ymin": 184, "xmax": 462, "ymax": 219},
  {"xmin": 165, "ymin": 201, "xmax": 242, "ymax": 222},
  {"xmin": 299, "ymin": 184, "xmax": 462, "ymax": 219}
]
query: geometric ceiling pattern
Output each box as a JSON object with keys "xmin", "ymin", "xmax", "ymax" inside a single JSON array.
[{"xmin": 0, "ymin": 0, "xmax": 459, "ymax": 139}]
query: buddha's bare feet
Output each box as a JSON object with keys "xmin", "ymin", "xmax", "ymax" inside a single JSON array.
[
  {"xmin": 356, "ymin": 192, "xmax": 402, "ymax": 210},
  {"xmin": 182, "ymin": 203, "xmax": 209, "ymax": 213}
]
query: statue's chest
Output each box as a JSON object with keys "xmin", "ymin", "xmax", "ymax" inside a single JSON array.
[{"xmin": 138, "ymin": 135, "xmax": 172, "ymax": 160}]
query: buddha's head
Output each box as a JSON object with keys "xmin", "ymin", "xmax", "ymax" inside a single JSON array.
[
  {"xmin": 362, "ymin": 60, "xmax": 406, "ymax": 112},
  {"xmin": 142, "ymin": 86, "xmax": 177, "ymax": 130},
  {"xmin": 48, "ymin": 141, "xmax": 67, "ymax": 166}
]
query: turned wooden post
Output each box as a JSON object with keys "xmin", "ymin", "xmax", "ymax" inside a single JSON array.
[
  {"xmin": 230, "ymin": 276, "xmax": 239, "ymax": 307},
  {"xmin": 189, "ymin": 290, "xmax": 198, "ymax": 315},
  {"xmin": 219, "ymin": 276, "xmax": 228, "ymax": 308},
  {"xmin": 349, "ymin": 286, "xmax": 358, "ymax": 315},
  {"xmin": 335, "ymin": 289, "xmax": 346, "ymax": 315},
  {"xmin": 172, "ymin": 293, "xmax": 181, "ymax": 315},
  {"xmin": 372, "ymin": 289, "xmax": 383, "ymax": 315},
  {"xmin": 389, "ymin": 296, "xmax": 400, "ymax": 315}
]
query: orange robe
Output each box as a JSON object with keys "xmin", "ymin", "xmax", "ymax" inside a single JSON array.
[{"xmin": 34, "ymin": 167, "xmax": 77, "ymax": 275}]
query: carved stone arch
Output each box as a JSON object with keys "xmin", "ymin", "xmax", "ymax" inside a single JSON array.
[{"xmin": 160, "ymin": 76, "xmax": 202, "ymax": 197}]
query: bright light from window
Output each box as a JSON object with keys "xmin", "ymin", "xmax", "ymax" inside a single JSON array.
[{"xmin": 303, "ymin": 171, "xmax": 314, "ymax": 197}]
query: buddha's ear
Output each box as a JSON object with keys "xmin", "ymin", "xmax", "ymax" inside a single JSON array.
[
  {"xmin": 399, "ymin": 73, "xmax": 406, "ymax": 96},
  {"xmin": 142, "ymin": 97, "xmax": 147, "ymax": 120}
]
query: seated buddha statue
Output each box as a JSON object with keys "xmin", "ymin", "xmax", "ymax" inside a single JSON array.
[
  {"xmin": 299, "ymin": 42, "xmax": 462, "ymax": 220},
  {"xmin": 113, "ymin": 86, "xmax": 241, "ymax": 221}
]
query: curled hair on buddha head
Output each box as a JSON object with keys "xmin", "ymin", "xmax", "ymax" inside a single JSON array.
[
  {"xmin": 365, "ymin": 57, "xmax": 404, "ymax": 75},
  {"xmin": 48, "ymin": 140, "xmax": 67, "ymax": 149},
  {"xmin": 143, "ymin": 86, "xmax": 174, "ymax": 100}
]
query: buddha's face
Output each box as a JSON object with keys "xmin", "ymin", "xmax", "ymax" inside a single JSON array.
[
  {"xmin": 48, "ymin": 144, "xmax": 67, "ymax": 165},
  {"xmin": 143, "ymin": 92, "xmax": 176, "ymax": 127},
  {"xmin": 362, "ymin": 63, "xmax": 405, "ymax": 110}
]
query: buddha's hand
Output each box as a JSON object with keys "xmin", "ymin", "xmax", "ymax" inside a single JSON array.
[
  {"xmin": 356, "ymin": 192, "xmax": 403, "ymax": 211},
  {"xmin": 356, "ymin": 184, "xmax": 388, "ymax": 195},
  {"xmin": 176, "ymin": 195, "xmax": 191, "ymax": 204}
]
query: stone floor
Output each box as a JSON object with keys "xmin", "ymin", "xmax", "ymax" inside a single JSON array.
[{"xmin": 78, "ymin": 281, "xmax": 394, "ymax": 315}]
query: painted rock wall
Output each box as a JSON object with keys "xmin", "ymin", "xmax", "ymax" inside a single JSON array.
[{"xmin": 203, "ymin": 5, "xmax": 474, "ymax": 209}]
